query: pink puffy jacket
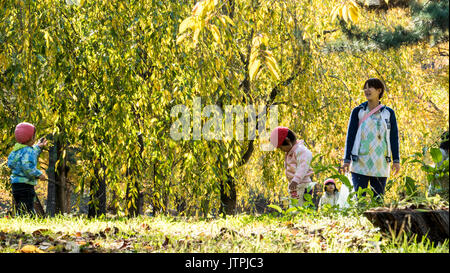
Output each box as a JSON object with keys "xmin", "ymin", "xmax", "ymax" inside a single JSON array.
[{"xmin": 284, "ymin": 140, "xmax": 314, "ymax": 187}]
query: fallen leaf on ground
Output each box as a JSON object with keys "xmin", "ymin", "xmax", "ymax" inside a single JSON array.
[
  {"xmin": 284, "ymin": 221, "xmax": 294, "ymax": 228},
  {"xmin": 19, "ymin": 245, "xmax": 45, "ymax": 253},
  {"xmin": 32, "ymin": 229, "xmax": 49, "ymax": 237}
]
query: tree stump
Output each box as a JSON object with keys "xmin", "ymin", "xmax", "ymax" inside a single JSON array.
[{"xmin": 364, "ymin": 206, "xmax": 449, "ymax": 243}]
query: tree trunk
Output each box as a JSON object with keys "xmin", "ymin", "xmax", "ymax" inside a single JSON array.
[
  {"xmin": 46, "ymin": 135, "xmax": 57, "ymax": 216},
  {"xmin": 56, "ymin": 149, "xmax": 70, "ymax": 213},
  {"xmin": 126, "ymin": 179, "xmax": 143, "ymax": 217},
  {"xmin": 125, "ymin": 133, "xmax": 145, "ymax": 217},
  {"xmin": 46, "ymin": 134, "xmax": 71, "ymax": 216},
  {"xmin": 364, "ymin": 206, "xmax": 449, "ymax": 243},
  {"xmin": 88, "ymin": 161, "xmax": 106, "ymax": 218},
  {"xmin": 150, "ymin": 161, "xmax": 161, "ymax": 214},
  {"xmin": 220, "ymin": 172, "xmax": 237, "ymax": 216}
]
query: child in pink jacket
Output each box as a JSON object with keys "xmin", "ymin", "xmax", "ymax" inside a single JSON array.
[{"xmin": 270, "ymin": 127, "xmax": 314, "ymax": 205}]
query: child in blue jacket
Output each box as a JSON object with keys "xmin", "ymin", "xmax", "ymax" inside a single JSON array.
[{"xmin": 7, "ymin": 122, "xmax": 48, "ymax": 215}]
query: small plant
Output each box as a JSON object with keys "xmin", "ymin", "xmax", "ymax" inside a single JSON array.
[
  {"xmin": 268, "ymin": 195, "xmax": 316, "ymax": 218},
  {"xmin": 406, "ymin": 147, "xmax": 449, "ymax": 204}
]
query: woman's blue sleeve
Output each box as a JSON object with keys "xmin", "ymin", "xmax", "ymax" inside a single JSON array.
[
  {"xmin": 344, "ymin": 107, "xmax": 360, "ymax": 162},
  {"xmin": 389, "ymin": 109, "xmax": 400, "ymax": 162}
]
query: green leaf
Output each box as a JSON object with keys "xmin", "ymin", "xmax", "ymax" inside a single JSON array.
[
  {"xmin": 303, "ymin": 193, "xmax": 312, "ymax": 202},
  {"xmin": 330, "ymin": 174, "xmax": 352, "ymax": 189},
  {"xmin": 220, "ymin": 15, "xmax": 235, "ymax": 26},
  {"xmin": 415, "ymin": 209, "xmax": 430, "ymax": 212},
  {"xmin": 267, "ymin": 204, "xmax": 283, "ymax": 213},
  {"xmin": 249, "ymin": 59, "xmax": 261, "ymax": 82},
  {"xmin": 285, "ymin": 207, "xmax": 298, "ymax": 214},
  {"xmin": 404, "ymin": 176, "xmax": 417, "ymax": 196},
  {"xmin": 430, "ymin": 148, "xmax": 443, "ymax": 164},
  {"xmin": 290, "ymin": 198, "xmax": 299, "ymax": 206},
  {"xmin": 384, "ymin": 179, "xmax": 393, "ymax": 192},
  {"xmin": 179, "ymin": 16, "xmax": 196, "ymax": 34},
  {"xmin": 36, "ymin": 54, "xmax": 46, "ymax": 63}
]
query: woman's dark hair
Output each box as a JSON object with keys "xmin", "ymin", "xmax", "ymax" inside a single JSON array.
[
  {"xmin": 281, "ymin": 129, "xmax": 296, "ymax": 146},
  {"xmin": 363, "ymin": 78, "xmax": 385, "ymax": 99},
  {"xmin": 323, "ymin": 184, "xmax": 339, "ymax": 193},
  {"xmin": 440, "ymin": 131, "xmax": 449, "ymax": 152}
]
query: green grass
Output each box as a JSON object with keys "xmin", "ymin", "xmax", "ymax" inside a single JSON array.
[{"xmin": 0, "ymin": 211, "xmax": 448, "ymax": 253}]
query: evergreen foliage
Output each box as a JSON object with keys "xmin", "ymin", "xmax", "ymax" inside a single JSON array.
[{"xmin": 326, "ymin": 0, "xmax": 449, "ymax": 52}]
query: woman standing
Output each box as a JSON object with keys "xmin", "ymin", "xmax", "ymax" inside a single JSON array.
[{"xmin": 342, "ymin": 78, "xmax": 400, "ymax": 199}]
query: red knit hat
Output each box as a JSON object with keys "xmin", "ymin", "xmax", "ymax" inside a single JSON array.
[
  {"xmin": 14, "ymin": 122, "xmax": 36, "ymax": 144},
  {"xmin": 270, "ymin": 126, "xmax": 289, "ymax": 148}
]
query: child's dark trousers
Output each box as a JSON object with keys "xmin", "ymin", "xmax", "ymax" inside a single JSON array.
[{"xmin": 11, "ymin": 183, "xmax": 36, "ymax": 215}]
